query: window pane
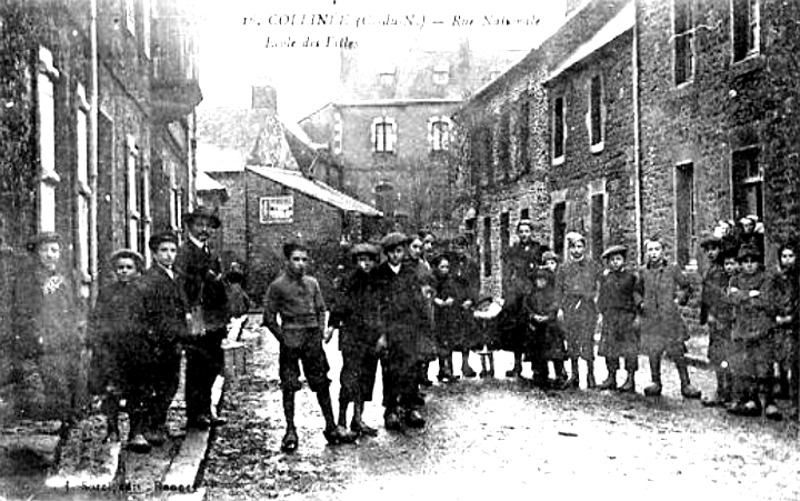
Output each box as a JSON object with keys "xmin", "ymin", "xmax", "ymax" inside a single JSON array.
[
  {"xmin": 590, "ymin": 76, "xmax": 602, "ymax": 144},
  {"xmin": 554, "ymin": 98, "xmax": 564, "ymax": 158}
]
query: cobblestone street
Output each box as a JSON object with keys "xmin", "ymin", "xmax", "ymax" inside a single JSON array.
[{"xmin": 204, "ymin": 317, "xmax": 800, "ymax": 501}]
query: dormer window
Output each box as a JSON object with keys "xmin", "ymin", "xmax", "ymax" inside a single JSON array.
[{"xmin": 433, "ymin": 63, "xmax": 450, "ymax": 85}]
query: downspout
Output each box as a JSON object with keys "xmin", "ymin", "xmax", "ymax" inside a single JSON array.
[
  {"xmin": 88, "ymin": 0, "xmax": 99, "ymax": 302},
  {"xmin": 632, "ymin": 0, "xmax": 643, "ymax": 267}
]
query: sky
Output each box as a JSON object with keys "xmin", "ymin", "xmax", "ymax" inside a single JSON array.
[{"xmin": 196, "ymin": 0, "xmax": 569, "ymax": 121}]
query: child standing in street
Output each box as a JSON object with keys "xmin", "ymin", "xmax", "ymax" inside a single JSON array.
[
  {"xmin": 432, "ymin": 254, "xmax": 459, "ymax": 383},
  {"xmin": 764, "ymin": 242, "xmax": 799, "ymax": 421},
  {"xmin": 523, "ymin": 267, "xmax": 566, "ymax": 388},
  {"xmin": 727, "ymin": 244, "xmax": 773, "ymax": 418},
  {"xmin": 699, "ymin": 238, "xmax": 736, "ymax": 407},
  {"xmin": 638, "ymin": 238, "xmax": 701, "ymax": 399},
  {"xmin": 332, "ymin": 243, "xmax": 383, "ymax": 437},
  {"xmin": 557, "ymin": 232, "xmax": 601, "ymax": 390},
  {"xmin": 262, "ymin": 241, "xmax": 357, "ymax": 452},
  {"xmin": 133, "ymin": 232, "xmax": 187, "ymax": 452},
  {"xmin": 596, "ymin": 245, "xmax": 642, "ymax": 392},
  {"xmin": 88, "ymin": 249, "xmax": 146, "ymax": 443}
]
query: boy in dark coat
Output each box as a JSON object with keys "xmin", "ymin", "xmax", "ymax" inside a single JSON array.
[
  {"xmin": 263, "ymin": 241, "xmax": 357, "ymax": 452},
  {"xmin": 523, "ymin": 267, "xmax": 566, "ymax": 388},
  {"xmin": 374, "ymin": 232, "xmax": 431, "ymax": 431},
  {"xmin": 131, "ymin": 231, "xmax": 187, "ymax": 452},
  {"xmin": 501, "ymin": 219, "xmax": 547, "ymax": 378},
  {"xmin": 557, "ymin": 232, "xmax": 601, "ymax": 390},
  {"xmin": 88, "ymin": 249, "xmax": 146, "ymax": 442},
  {"xmin": 699, "ymin": 238, "xmax": 736, "ymax": 406},
  {"xmin": 331, "ymin": 242, "xmax": 383, "ymax": 436},
  {"xmin": 597, "ymin": 245, "xmax": 642, "ymax": 392},
  {"xmin": 451, "ymin": 236, "xmax": 481, "ymax": 378},
  {"xmin": 638, "ymin": 238, "xmax": 701, "ymax": 399},
  {"xmin": 726, "ymin": 244, "xmax": 773, "ymax": 418}
]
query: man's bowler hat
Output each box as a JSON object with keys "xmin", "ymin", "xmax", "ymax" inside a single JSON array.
[{"xmin": 182, "ymin": 206, "xmax": 221, "ymax": 229}]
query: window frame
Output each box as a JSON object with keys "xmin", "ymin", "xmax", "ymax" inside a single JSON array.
[
  {"xmin": 371, "ymin": 116, "xmax": 397, "ymax": 154},
  {"xmin": 731, "ymin": 0, "xmax": 760, "ymax": 63},
  {"xmin": 428, "ymin": 116, "xmax": 452, "ymax": 152},
  {"xmin": 37, "ymin": 46, "xmax": 60, "ymax": 233},
  {"xmin": 673, "ymin": 0, "xmax": 695, "ymax": 86},
  {"xmin": 674, "ymin": 161, "xmax": 697, "ymax": 269},
  {"xmin": 552, "ymin": 95, "xmax": 566, "ymax": 166},
  {"xmin": 587, "ymin": 74, "xmax": 605, "ymax": 152},
  {"xmin": 75, "ymin": 82, "xmax": 93, "ymax": 287}
]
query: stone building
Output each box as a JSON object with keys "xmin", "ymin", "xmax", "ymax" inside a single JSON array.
[
  {"xmin": 451, "ymin": 0, "xmax": 633, "ymax": 296},
  {"xmin": 451, "ymin": 0, "xmax": 800, "ymax": 297},
  {"xmin": 0, "ymin": 0, "xmax": 201, "ymax": 408},
  {"xmin": 300, "ymin": 42, "xmax": 526, "ymax": 236},
  {"xmin": 637, "ymin": 0, "xmax": 800, "ymax": 267},
  {"xmin": 197, "ymin": 87, "xmax": 381, "ymax": 303}
]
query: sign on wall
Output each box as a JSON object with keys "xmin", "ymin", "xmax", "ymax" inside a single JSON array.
[{"xmin": 260, "ymin": 196, "xmax": 294, "ymax": 224}]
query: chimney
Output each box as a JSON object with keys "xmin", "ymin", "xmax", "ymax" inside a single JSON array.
[{"xmin": 251, "ymin": 85, "xmax": 277, "ymax": 112}]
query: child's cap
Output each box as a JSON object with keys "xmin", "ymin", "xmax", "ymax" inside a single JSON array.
[
  {"xmin": 601, "ymin": 244, "xmax": 627, "ymax": 260},
  {"xmin": 148, "ymin": 231, "xmax": 179, "ymax": 252},
  {"xmin": 350, "ymin": 242, "xmax": 381, "ymax": 259},
  {"xmin": 380, "ymin": 232, "xmax": 410, "ymax": 252},
  {"xmin": 542, "ymin": 250, "xmax": 559, "ymax": 263},
  {"xmin": 26, "ymin": 231, "xmax": 62, "ymax": 252},
  {"xmin": 736, "ymin": 244, "xmax": 761, "ymax": 262},
  {"xmin": 109, "ymin": 248, "xmax": 145, "ymax": 270}
]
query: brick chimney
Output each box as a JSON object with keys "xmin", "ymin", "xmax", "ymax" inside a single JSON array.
[{"xmin": 251, "ymin": 85, "xmax": 277, "ymax": 112}]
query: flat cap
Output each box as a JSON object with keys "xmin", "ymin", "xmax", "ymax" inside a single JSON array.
[
  {"xmin": 380, "ymin": 232, "xmax": 410, "ymax": 251},
  {"xmin": 350, "ymin": 242, "xmax": 381, "ymax": 258},
  {"xmin": 736, "ymin": 244, "xmax": 762, "ymax": 261},
  {"xmin": 699, "ymin": 236, "xmax": 723, "ymax": 250},
  {"xmin": 149, "ymin": 230, "xmax": 179, "ymax": 251},
  {"xmin": 601, "ymin": 244, "xmax": 628, "ymax": 259},
  {"xmin": 26, "ymin": 231, "xmax": 63, "ymax": 252}
]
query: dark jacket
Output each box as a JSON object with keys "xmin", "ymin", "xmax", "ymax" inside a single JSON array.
[
  {"xmin": 88, "ymin": 279, "xmax": 146, "ymax": 393},
  {"xmin": 140, "ymin": 265, "xmax": 189, "ymax": 359},
  {"xmin": 597, "ymin": 269, "xmax": 642, "ymax": 314},
  {"xmin": 332, "ymin": 268, "xmax": 383, "ymax": 351},
  {"xmin": 764, "ymin": 265, "xmax": 799, "ymax": 328},
  {"xmin": 700, "ymin": 262, "xmax": 733, "ymax": 326},
  {"xmin": 374, "ymin": 261, "xmax": 430, "ymax": 335},
  {"xmin": 638, "ymin": 259, "xmax": 691, "ymax": 345},
  {"xmin": 502, "ymin": 241, "xmax": 546, "ymax": 301},
  {"xmin": 175, "ymin": 239, "xmax": 230, "ymax": 331},
  {"xmin": 728, "ymin": 270, "xmax": 770, "ymax": 342}
]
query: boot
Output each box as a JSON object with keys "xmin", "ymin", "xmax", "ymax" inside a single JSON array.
[
  {"xmin": 461, "ymin": 352, "xmax": 477, "ymax": 378},
  {"xmin": 677, "ymin": 360, "xmax": 701, "ymax": 399},
  {"xmin": 598, "ymin": 371, "xmax": 617, "ymax": 391},
  {"xmin": 619, "ymin": 372, "xmax": 636, "ymax": 393},
  {"xmin": 561, "ymin": 359, "xmax": 580, "ymax": 390},
  {"xmin": 644, "ymin": 356, "xmax": 662, "ymax": 397},
  {"xmin": 506, "ymin": 353, "xmax": 523, "ymax": 378},
  {"xmin": 553, "ymin": 361, "xmax": 568, "ymax": 389},
  {"xmin": 586, "ymin": 360, "xmax": 596, "ymax": 389}
]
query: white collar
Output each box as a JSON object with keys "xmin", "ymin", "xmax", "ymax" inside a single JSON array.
[
  {"xmin": 188, "ymin": 233, "xmax": 205, "ymax": 250},
  {"xmin": 389, "ymin": 262, "xmax": 402, "ymax": 274}
]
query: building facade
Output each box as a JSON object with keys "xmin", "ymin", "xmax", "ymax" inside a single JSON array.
[
  {"xmin": 0, "ymin": 0, "xmax": 201, "ymax": 398},
  {"xmin": 300, "ymin": 42, "xmax": 526, "ymax": 236}
]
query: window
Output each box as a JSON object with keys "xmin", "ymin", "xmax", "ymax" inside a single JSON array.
[
  {"xmin": 126, "ymin": 136, "xmax": 144, "ymax": 254},
  {"xmin": 125, "ymin": 0, "xmax": 136, "ymax": 35},
  {"xmin": 675, "ymin": 162, "xmax": 696, "ymax": 267},
  {"xmin": 483, "ymin": 216, "xmax": 492, "ymax": 277},
  {"xmin": 674, "ymin": 0, "xmax": 695, "ymax": 85},
  {"xmin": 553, "ymin": 202, "xmax": 567, "ymax": 258},
  {"xmin": 37, "ymin": 46, "xmax": 60, "ymax": 233},
  {"xmin": 520, "ymin": 208, "xmax": 530, "ymax": 221},
  {"xmin": 481, "ymin": 125, "xmax": 494, "ymax": 184},
  {"xmin": 552, "ymin": 96, "xmax": 566, "ymax": 164},
  {"xmin": 732, "ymin": 147, "xmax": 762, "ymax": 221},
  {"xmin": 732, "ymin": 0, "xmax": 759, "ymax": 62},
  {"xmin": 590, "ymin": 193, "xmax": 605, "ymax": 261},
  {"xmin": 433, "ymin": 63, "xmax": 450, "ymax": 86},
  {"xmin": 588, "ymin": 75, "xmax": 604, "ymax": 151},
  {"xmin": 500, "ymin": 212, "xmax": 510, "ymax": 262},
  {"xmin": 518, "ymin": 99, "xmax": 530, "ymax": 172},
  {"xmin": 498, "ymin": 113, "xmax": 511, "ymax": 179},
  {"xmin": 75, "ymin": 83, "xmax": 92, "ymax": 286},
  {"xmin": 428, "ymin": 116, "xmax": 451, "ymax": 152},
  {"xmin": 371, "ymin": 117, "xmax": 397, "ymax": 153}
]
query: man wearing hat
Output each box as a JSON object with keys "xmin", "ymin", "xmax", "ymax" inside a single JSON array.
[
  {"xmin": 175, "ymin": 207, "xmax": 230, "ymax": 429},
  {"xmin": 374, "ymin": 232, "xmax": 430, "ymax": 430},
  {"xmin": 330, "ymin": 242, "xmax": 383, "ymax": 436}
]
